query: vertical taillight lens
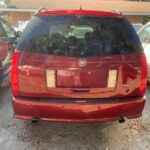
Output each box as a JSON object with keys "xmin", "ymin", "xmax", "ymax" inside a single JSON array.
[
  {"xmin": 140, "ymin": 53, "xmax": 148, "ymax": 96},
  {"xmin": 11, "ymin": 51, "xmax": 19, "ymax": 96}
]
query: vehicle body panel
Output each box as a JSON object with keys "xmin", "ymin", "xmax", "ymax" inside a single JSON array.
[
  {"xmin": 12, "ymin": 10, "xmax": 146, "ymax": 123},
  {"xmin": 18, "ymin": 51, "xmax": 141, "ymax": 98},
  {"xmin": 13, "ymin": 96, "xmax": 145, "ymax": 123}
]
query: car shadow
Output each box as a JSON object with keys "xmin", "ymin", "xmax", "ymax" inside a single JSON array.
[
  {"xmin": 18, "ymin": 120, "xmax": 117, "ymax": 149},
  {"xmin": 0, "ymin": 87, "xmax": 11, "ymax": 104}
]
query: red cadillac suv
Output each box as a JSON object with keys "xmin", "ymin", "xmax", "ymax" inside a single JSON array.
[{"xmin": 11, "ymin": 10, "xmax": 147, "ymax": 123}]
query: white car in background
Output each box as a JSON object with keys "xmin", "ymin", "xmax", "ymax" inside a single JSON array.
[
  {"xmin": 14, "ymin": 21, "xmax": 29, "ymax": 34},
  {"xmin": 138, "ymin": 22, "xmax": 150, "ymax": 82}
]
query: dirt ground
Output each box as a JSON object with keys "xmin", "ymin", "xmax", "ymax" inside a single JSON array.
[{"xmin": 0, "ymin": 87, "xmax": 150, "ymax": 150}]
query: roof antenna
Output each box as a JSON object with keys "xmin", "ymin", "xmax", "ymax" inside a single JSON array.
[{"xmin": 79, "ymin": 4, "xmax": 83, "ymax": 10}]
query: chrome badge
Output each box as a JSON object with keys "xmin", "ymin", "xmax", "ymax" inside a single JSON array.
[{"xmin": 78, "ymin": 59, "xmax": 87, "ymax": 67}]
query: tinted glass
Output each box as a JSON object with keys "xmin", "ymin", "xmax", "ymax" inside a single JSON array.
[{"xmin": 17, "ymin": 15, "xmax": 142, "ymax": 57}]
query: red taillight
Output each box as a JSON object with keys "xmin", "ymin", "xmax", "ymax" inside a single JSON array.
[
  {"xmin": 140, "ymin": 53, "xmax": 148, "ymax": 96},
  {"xmin": 11, "ymin": 51, "xmax": 19, "ymax": 96}
]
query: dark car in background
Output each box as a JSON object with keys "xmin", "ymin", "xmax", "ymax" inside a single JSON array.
[
  {"xmin": 11, "ymin": 10, "xmax": 147, "ymax": 123},
  {"xmin": 0, "ymin": 17, "xmax": 17, "ymax": 88}
]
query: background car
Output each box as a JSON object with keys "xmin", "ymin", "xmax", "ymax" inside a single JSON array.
[
  {"xmin": 14, "ymin": 21, "xmax": 29, "ymax": 35},
  {"xmin": 138, "ymin": 22, "xmax": 150, "ymax": 82},
  {"xmin": 0, "ymin": 17, "xmax": 17, "ymax": 88},
  {"xmin": 132, "ymin": 23, "xmax": 143, "ymax": 32}
]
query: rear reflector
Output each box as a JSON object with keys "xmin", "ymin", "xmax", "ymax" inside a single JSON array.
[
  {"xmin": 46, "ymin": 70, "xmax": 56, "ymax": 88},
  {"xmin": 107, "ymin": 70, "xmax": 117, "ymax": 88},
  {"xmin": 11, "ymin": 51, "xmax": 19, "ymax": 96}
]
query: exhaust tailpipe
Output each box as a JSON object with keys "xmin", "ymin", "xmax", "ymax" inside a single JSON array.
[
  {"xmin": 118, "ymin": 118, "xmax": 125, "ymax": 123},
  {"xmin": 32, "ymin": 119, "xmax": 39, "ymax": 123}
]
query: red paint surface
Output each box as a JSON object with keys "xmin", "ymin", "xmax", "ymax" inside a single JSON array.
[
  {"xmin": 13, "ymin": 96, "xmax": 145, "ymax": 123},
  {"xmin": 11, "ymin": 10, "xmax": 147, "ymax": 123},
  {"xmin": 11, "ymin": 50, "xmax": 146, "ymax": 122},
  {"xmin": 16, "ymin": 51, "xmax": 142, "ymax": 98}
]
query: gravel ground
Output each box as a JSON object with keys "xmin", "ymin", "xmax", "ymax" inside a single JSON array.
[{"xmin": 0, "ymin": 87, "xmax": 150, "ymax": 150}]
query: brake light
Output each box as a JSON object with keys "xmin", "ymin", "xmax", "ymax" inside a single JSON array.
[
  {"xmin": 140, "ymin": 53, "xmax": 148, "ymax": 96},
  {"xmin": 46, "ymin": 70, "xmax": 56, "ymax": 88},
  {"xmin": 11, "ymin": 51, "xmax": 19, "ymax": 96}
]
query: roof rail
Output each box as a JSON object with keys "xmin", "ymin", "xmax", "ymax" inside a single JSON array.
[
  {"xmin": 34, "ymin": 7, "xmax": 47, "ymax": 15},
  {"xmin": 111, "ymin": 9, "xmax": 122, "ymax": 15}
]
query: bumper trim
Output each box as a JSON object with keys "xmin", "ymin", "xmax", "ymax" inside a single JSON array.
[
  {"xmin": 15, "ymin": 114, "xmax": 142, "ymax": 123},
  {"xmin": 12, "ymin": 96, "xmax": 145, "ymax": 123}
]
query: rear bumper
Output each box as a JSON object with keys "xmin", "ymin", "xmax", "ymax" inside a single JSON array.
[{"xmin": 12, "ymin": 96, "xmax": 145, "ymax": 123}]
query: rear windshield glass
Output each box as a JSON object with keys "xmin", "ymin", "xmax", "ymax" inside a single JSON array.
[{"xmin": 17, "ymin": 15, "xmax": 142, "ymax": 57}]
